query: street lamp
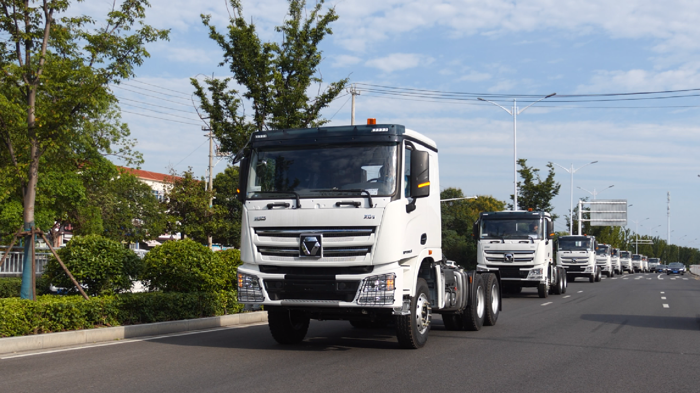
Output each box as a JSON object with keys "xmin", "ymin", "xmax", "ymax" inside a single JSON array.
[
  {"xmin": 553, "ymin": 161, "xmax": 598, "ymax": 235},
  {"xmin": 478, "ymin": 93, "xmax": 556, "ymax": 211},
  {"xmin": 577, "ymin": 185, "xmax": 614, "ymax": 200}
]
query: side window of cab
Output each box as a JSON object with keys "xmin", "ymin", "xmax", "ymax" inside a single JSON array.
[{"xmin": 404, "ymin": 147, "xmax": 412, "ymax": 198}]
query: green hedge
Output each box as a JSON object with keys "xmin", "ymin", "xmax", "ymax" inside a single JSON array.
[
  {"xmin": 0, "ymin": 277, "xmax": 22, "ymax": 298},
  {"xmin": 0, "ymin": 291, "xmax": 244, "ymax": 338}
]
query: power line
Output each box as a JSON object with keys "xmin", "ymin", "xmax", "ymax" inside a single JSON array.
[
  {"xmin": 110, "ymin": 85, "xmax": 195, "ymax": 107},
  {"xmin": 128, "ymin": 79, "xmax": 192, "ymax": 96},
  {"xmin": 119, "ymin": 103, "xmax": 202, "ymax": 122},
  {"xmin": 117, "ymin": 96, "xmax": 199, "ymax": 114},
  {"xmin": 120, "ymin": 110, "xmax": 203, "ymax": 126},
  {"xmin": 172, "ymin": 138, "xmax": 210, "ymax": 168},
  {"xmin": 118, "ymin": 82, "xmax": 194, "ymax": 101}
]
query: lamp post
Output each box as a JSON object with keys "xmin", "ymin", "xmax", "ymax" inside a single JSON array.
[
  {"xmin": 478, "ymin": 93, "xmax": 556, "ymax": 211},
  {"xmin": 577, "ymin": 184, "xmax": 614, "ymax": 200},
  {"xmin": 553, "ymin": 161, "xmax": 598, "ymax": 235}
]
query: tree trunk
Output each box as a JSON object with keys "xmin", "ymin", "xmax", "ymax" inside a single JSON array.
[{"xmin": 20, "ymin": 88, "xmax": 39, "ymax": 300}]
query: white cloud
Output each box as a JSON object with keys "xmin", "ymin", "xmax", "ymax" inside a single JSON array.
[
  {"xmin": 332, "ymin": 55, "xmax": 363, "ymax": 68},
  {"xmin": 577, "ymin": 63, "xmax": 700, "ymax": 92},
  {"xmin": 458, "ymin": 71, "xmax": 492, "ymax": 82},
  {"xmin": 365, "ymin": 53, "xmax": 433, "ymax": 73}
]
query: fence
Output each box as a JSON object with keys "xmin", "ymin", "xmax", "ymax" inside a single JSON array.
[
  {"xmin": 0, "ymin": 247, "xmax": 51, "ymax": 276},
  {"xmin": 690, "ymin": 265, "xmax": 700, "ymax": 276}
]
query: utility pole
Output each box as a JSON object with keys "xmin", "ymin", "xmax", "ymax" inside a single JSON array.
[
  {"xmin": 667, "ymin": 191, "xmax": 671, "ymax": 245},
  {"xmin": 203, "ymin": 126, "xmax": 214, "ymax": 249},
  {"xmin": 348, "ymin": 84, "xmax": 360, "ymax": 125}
]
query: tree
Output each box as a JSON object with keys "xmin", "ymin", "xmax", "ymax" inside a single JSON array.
[
  {"xmin": 165, "ymin": 169, "xmax": 225, "ymax": 244},
  {"xmin": 0, "ymin": 0, "xmax": 168, "ymax": 298},
  {"xmin": 509, "ymin": 159, "xmax": 561, "ymax": 219},
  {"xmin": 191, "ymin": 0, "xmax": 348, "ymax": 159},
  {"xmin": 441, "ymin": 187, "xmax": 506, "ymax": 269},
  {"xmin": 212, "ymin": 165, "xmax": 242, "ymax": 248}
]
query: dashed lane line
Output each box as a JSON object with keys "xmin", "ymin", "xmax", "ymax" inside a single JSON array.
[
  {"xmin": 577, "ymin": 291, "xmax": 583, "ymax": 293},
  {"xmin": 563, "ymin": 295, "xmax": 571, "ymax": 298},
  {"xmin": 647, "ymin": 278, "xmax": 652, "ymax": 280},
  {"xmin": 683, "ymin": 278, "xmax": 689, "ymax": 280},
  {"xmin": 623, "ymin": 278, "xmax": 629, "ymax": 280},
  {"xmin": 661, "ymin": 291, "xmax": 665, "ymax": 294},
  {"xmin": 541, "ymin": 302, "xmax": 553, "ymax": 306},
  {"xmin": 663, "ymin": 304, "xmax": 670, "ymax": 308},
  {"xmin": 671, "ymin": 278, "xmax": 677, "ymax": 280},
  {"xmin": 661, "ymin": 297, "xmax": 667, "ymax": 300}
]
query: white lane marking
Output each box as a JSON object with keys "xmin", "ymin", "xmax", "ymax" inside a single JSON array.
[
  {"xmin": 577, "ymin": 291, "xmax": 583, "ymax": 293},
  {"xmin": 657, "ymin": 274, "xmax": 663, "ymax": 279},
  {"xmin": 541, "ymin": 302, "xmax": 553, "ymax": 306},
  {"xmin": 635, "ymin": 277, "xmax": 642, "ymax": 280},
  {"xmin": 683, "ymin": 278, "xmax": 689, "ymax": 280},
  {"xmin": 623, "ymin": 278, "xmax": 629, "ymax": 280},
  {"xmin": 647, "ymin": 278, "xmax": 652, "ymax": 280},
  {"xmin": 661, "ymin": 297, "xmax": 667, "ymax": 300},
  {"xmin": 661, "ymin": 291, "xmax": 665, "ymax": 294},
  {"xmin": 663, "ymin": 304, "xmax": 670, "ymax": 308},
  {"xmin": 563, "ymin": 295, "xmax": 571, "ymax": 298},
  {"xmin": 612, "ymin": 278, "xmax": 618, "ymax": 280},
  {"xmin": 0, "ymin": 322, "xmax": 269, "ymax": 360},
  {"xmin": 671, "ymin": 278, "xmax": 676, "ymax": 280}
]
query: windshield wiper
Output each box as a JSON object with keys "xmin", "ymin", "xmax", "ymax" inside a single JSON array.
[
  {"xmin": 253, "ymin": 191, "xmax": 301, "ymax": 209},
  {"xmin": 309, "ymin": 189, "xmax": 374, "ymax": 208}
]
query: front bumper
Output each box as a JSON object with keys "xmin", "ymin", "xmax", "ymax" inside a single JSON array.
[
  {"xmin": 561, "ymin": 264, "xmax": 595, "ymax": 276},
  {"xmin": 237, "ymin": 263, "xmax": 404, "ymax": 310},
  {"xmin": 478, "ymin": 264, "xmax": 547, "ymax": 285}
]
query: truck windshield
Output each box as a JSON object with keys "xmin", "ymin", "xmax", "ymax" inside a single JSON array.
[
  {"xmin": 621, "ymin": 251, "xmax": 631, "ymax": 258},
  {"xmin": 480, "ymin": 218, "xmax": 542, "ymax": 239},
  {"xmin": 632, "ymin": 254, "xmax": 641, "ymax": 260},
  {"xmin": 612, "ymin": 249, "xmax": 618, "ymax": 257},
  {"xmin": 558, "ymin": 238, "xmax": 592, "ymax": 251},
  {"xmin": 649, "ymin": 258, "xmax": 660, "ymax": 263},
  {"xmin": 247, "ymin": 143, "xmax": 398, "ymax": 198},
  {"xmin": 596, "ymin": 245, "xmax": 609, "ymax": 256}
]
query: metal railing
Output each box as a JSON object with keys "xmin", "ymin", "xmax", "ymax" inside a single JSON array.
[{"xmin": 0, "ymin": 247, "xmax": 51, "ymax": 276}]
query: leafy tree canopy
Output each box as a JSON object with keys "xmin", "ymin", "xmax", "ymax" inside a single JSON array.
[{"xmin": 509, "ymin": 159, "xmax": 561, "ymax": 219}]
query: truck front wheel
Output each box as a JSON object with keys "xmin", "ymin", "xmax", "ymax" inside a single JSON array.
[
  {"xmin": 268, "ymin": 308, "xmax": 310, "ymax": 345},
  {"xmin": 396, "ymin": 278, "xmax": 431, "ymax": 349},
  {"xmin": 463, "ymin": 274, "xmax": 486, "ymax": 331},
  {"xmin": 595, "ymin": 269, "xmax": 602, "ymax": 282},
  {"xmin": 538, "ymin": 281, "xmax": 549, "ymax": 298}
]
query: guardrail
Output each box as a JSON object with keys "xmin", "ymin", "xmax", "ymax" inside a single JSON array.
[
  {"xmin": 0, "ymin": 247, "xmax": 51, "ymax": 276},
  {"xmin": 690, "ymin": 265, "xmax": 700, "ymax": 275}
]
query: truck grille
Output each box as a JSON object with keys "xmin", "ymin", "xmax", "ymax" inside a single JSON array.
[
  {"xmin": 254, "ymin": 227, "xmax": 375, "ymax": 262},
  {"xmin": 484, "ymin": 250, "xmax": 535, "ymax": 263},
  {"xmin": 264, "ymin": 278, "xmax": 360, "ymax": 302},
  {"xmin": 565, "ymin": 265, "xmax": 585, "ymax": 272},
  {"xmin": 485, "ymin": 265, "xmax": 533, "ymax": 278}
]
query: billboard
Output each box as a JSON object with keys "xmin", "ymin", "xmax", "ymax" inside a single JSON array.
[{"xmin": 588, "ymin": 199, "xmax": 627, "ymax": 226}]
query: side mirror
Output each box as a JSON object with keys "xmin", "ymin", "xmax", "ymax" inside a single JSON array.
[
  {"xmin": 472, "ymin": 220, "xmax": 479, "ymax": 239},
  {"xmin": 237, "ymin": 157, "xmax": 249, "ymax": 202},
  {"xmin": 410, "ymin": 150, "xmax": 430, "ymax": 198}
]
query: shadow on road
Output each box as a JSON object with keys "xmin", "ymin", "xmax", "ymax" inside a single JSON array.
[{"xmin": 580, "ymin": 314, "xmax": 700, "ymax": 331}]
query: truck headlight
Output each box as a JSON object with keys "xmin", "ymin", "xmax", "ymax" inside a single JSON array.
[
  {"xmin": 357, "ymin": 273, "xmax": 396, "ymax": 305},
  {"xmin": 237, "ymin": 273, "xmax": 264, "ymax": 302},
  {"xmin": 584, "ymin": 266, "xmax": 593, "ymax": 272},
  {"xmin": 527, "ymin": 268, "xmax": 543, "ymax": 280}
]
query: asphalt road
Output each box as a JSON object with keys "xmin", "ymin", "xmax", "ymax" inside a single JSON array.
[{"xmin": 2, "ymin": 272, "xmax": 699, "ymax": 393}]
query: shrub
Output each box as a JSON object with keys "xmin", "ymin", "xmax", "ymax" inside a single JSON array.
[
  {"xmin": 218, "ymin": 248, "xmax": 242, "ymax": 289},
  {"xmin": 142, "ymin": 239, "xmax": 231, "ymax": 293},
  {"xmin": 0, "ymin": 291, "xmax": 243, "ymax": 337},
  {"xmin": 43, "ymin": 235, "xmax": 142, "ymax": 296},
  {"xmin": 0, "ymin": 277, "xmax": 22, "ymax": 298}
]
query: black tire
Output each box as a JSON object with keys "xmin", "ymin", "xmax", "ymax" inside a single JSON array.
[
  {"xmin": 268, "ymin": 308, "xmax": 310, "ymax": 345},
  {"xmin": 484, "ymin": 273, "xmax": 500, "ymax": 327},
  {"xmin": 442, "ymin": 314, "xmax": 463, "ymax": 331},
  {"xmin": 463, "ymin": 274, "xmax": 486, "ymax": 331},
  {"xmin": 538, "ymin": 281, "xmax": 549, "ymax": 298},
  {"xmin": 562, "ymin": 273, "xmax": 567, "ymax": 294},
  {"xmin": 595, "ymin": 269, "xmax": 602, "ymax": 282},
  {"xmin": 553, "ymin": 271, "xmax": 563, "ymax": 295},
  {"xmin": 589, "ymin": 272, "xmax": 595, "ymax": 283},
  {"xmin": 395, "ymin": 278, "xmax": 432, "ymax": 349}
]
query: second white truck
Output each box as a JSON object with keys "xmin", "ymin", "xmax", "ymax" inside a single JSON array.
[{"xmin": 557, "ymin": 235, "xmax": 600, "ymax": 283}]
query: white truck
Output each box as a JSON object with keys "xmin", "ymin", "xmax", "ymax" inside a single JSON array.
[
  {"xmin": 631, "ymin": 254, "xmax": 643, "ymax": 273},
  {"xmin": 557, "ymin": 235, "xmax": 600, "ymax": 283},
  {"xmin": 648, "ymin": 257, "xmax": 660, "ymax": 272},
  {"xmin": 475, "ymin": 211, "xmax": 566, "ymax": 298},
  {"xmin": 620, "ymin": 250, "xmax": 633, "ymax": 273},
  {"xmin": 611, "ymin": 248, "xmax": 622, "ymax": 275},
  {"xmin": 235, "ymin": 123, "xmax": 501, "ymax": 349},
  {"xmin": 596, "ymin": 244, "xmax": 614, "ymax": 277}
]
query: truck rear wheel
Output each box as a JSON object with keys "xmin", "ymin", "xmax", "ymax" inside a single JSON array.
[
  {"xmin": 484, "ymin": 273, "xmax": 500, "ymax": 326},
  {"xmin": 463, "ymin": 274, "xmax": 486, "ymax": 331},
  {"xmin": 268, "ymin": 308, "xmax": 310, "ymax": 345},
  {"xmin": 395, "ymin": 278, "xmax": 431, "ymax": 349}
]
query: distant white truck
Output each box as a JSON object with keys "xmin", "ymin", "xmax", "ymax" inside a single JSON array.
[
  {"xmin": 648, "ymin": 258, "xmax": 660, "ymax": 272},
  {"xmin": 620, "ymin": 250, "xmax": 633, "ymax": 273},
  {"xmin": 632, "ymin": 254, "xmax": 643, "ymax": 273},
  {"xmin": 611, "ymin": 248, "xmax": 622, "ymax": 275},
  {"xmin": 596, "ymin": 244, "xmax": 614, "ymax": 277},
  {"xmin": 557, "ymin": 235, "xmax": 600, "ymax": 283},
  {"xmin": 475, "ymin": 211, "xmax": 566, "ymax": 298}
]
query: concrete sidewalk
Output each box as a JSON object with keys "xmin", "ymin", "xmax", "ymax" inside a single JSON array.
[{"xmin": 0, "ymin": 311, "xmax": 267, "ymax": 355}]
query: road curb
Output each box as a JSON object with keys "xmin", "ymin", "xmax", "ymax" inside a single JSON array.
[{"xmin": 0, "ymin": 311, "xmax": 268, "ymax": 355}]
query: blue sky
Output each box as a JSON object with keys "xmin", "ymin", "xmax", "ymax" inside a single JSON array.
[{"xmin": 76, "ymin": 0, "xmax": 700, "ymax": 248}]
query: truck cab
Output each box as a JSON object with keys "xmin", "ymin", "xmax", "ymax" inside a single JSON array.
[
  {"xmin": 632, "ymin": 254, "xmax": 643, "ymax": 273},
  {"xmin": 620, "ymin": 250, "xmax": 633, "ymax": 273},
  {"xmin": 611, "ymin": 248, "xmax": 622, "ymax": 275},
  {"xmin": 641, "ymin": 255, "xmax": 649, "ymax": 272},
  {"xmin": 648, "ymin": 258, "xmax": 660, "ymax": 272},
  {"xmin": 596, "ymin": 244, "xmax": 614, "ymax": 277},
  {"xmin": 235, "ymin": 123, "xmax": 500, "ymax": 349},
  {"xmin": 557, "ymin": 235, "xmax": 600, "ymax": 283},
  {"xmin": 475, "ymin": 211, "xmax": 566, "ymax": 298}
]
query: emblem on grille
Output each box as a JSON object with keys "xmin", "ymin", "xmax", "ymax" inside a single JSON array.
[
  {"xmin": 504, "ymin": 253, "xmax": 514, "ymax": 262},
  {"xmin": 300, "ymin": 234, "xmax": 322, "ymax": 257}
]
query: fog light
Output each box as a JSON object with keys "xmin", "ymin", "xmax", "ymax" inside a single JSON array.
[
  {"xmin": 237, "ymin": 273, "xmax": 264, "ymax": 302},
  {"xmin": 357, "ymin": 274, "xmax": 396, "ymax": 305},
  {"xmin": 527, "ymin": 268, "xmax": 543, "ymax": 279}
]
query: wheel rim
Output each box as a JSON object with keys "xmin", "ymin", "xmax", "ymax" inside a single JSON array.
[
  {"xmin": 490, "ymin": 283, "xmax": 499, "ymax": 315},
  {"xmin": 476, "ymin": 285, "xmax": 485, "ymax": 318},
  {"xmin": 415, "ymin": 293, "xmax": 431, "ymax": 335}
]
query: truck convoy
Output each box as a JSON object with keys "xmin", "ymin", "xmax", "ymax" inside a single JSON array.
[
  {"xmin": 596, "ymin": 244, "xmax": 614, "ymax": 277},
  {"xmin": 557, "ymin": 235, "xmax": 600, "ymax": 283},
  {"xmin": 235, "ymin": 123, "xmax": 501, "ymax": 349},
  {"xmin": 475, "ymin": 211, "xmax": 567, "ymax": 298},
  {"xmin": 611, "ymin": 248, "xmax": 622, "ymax": 275}
]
